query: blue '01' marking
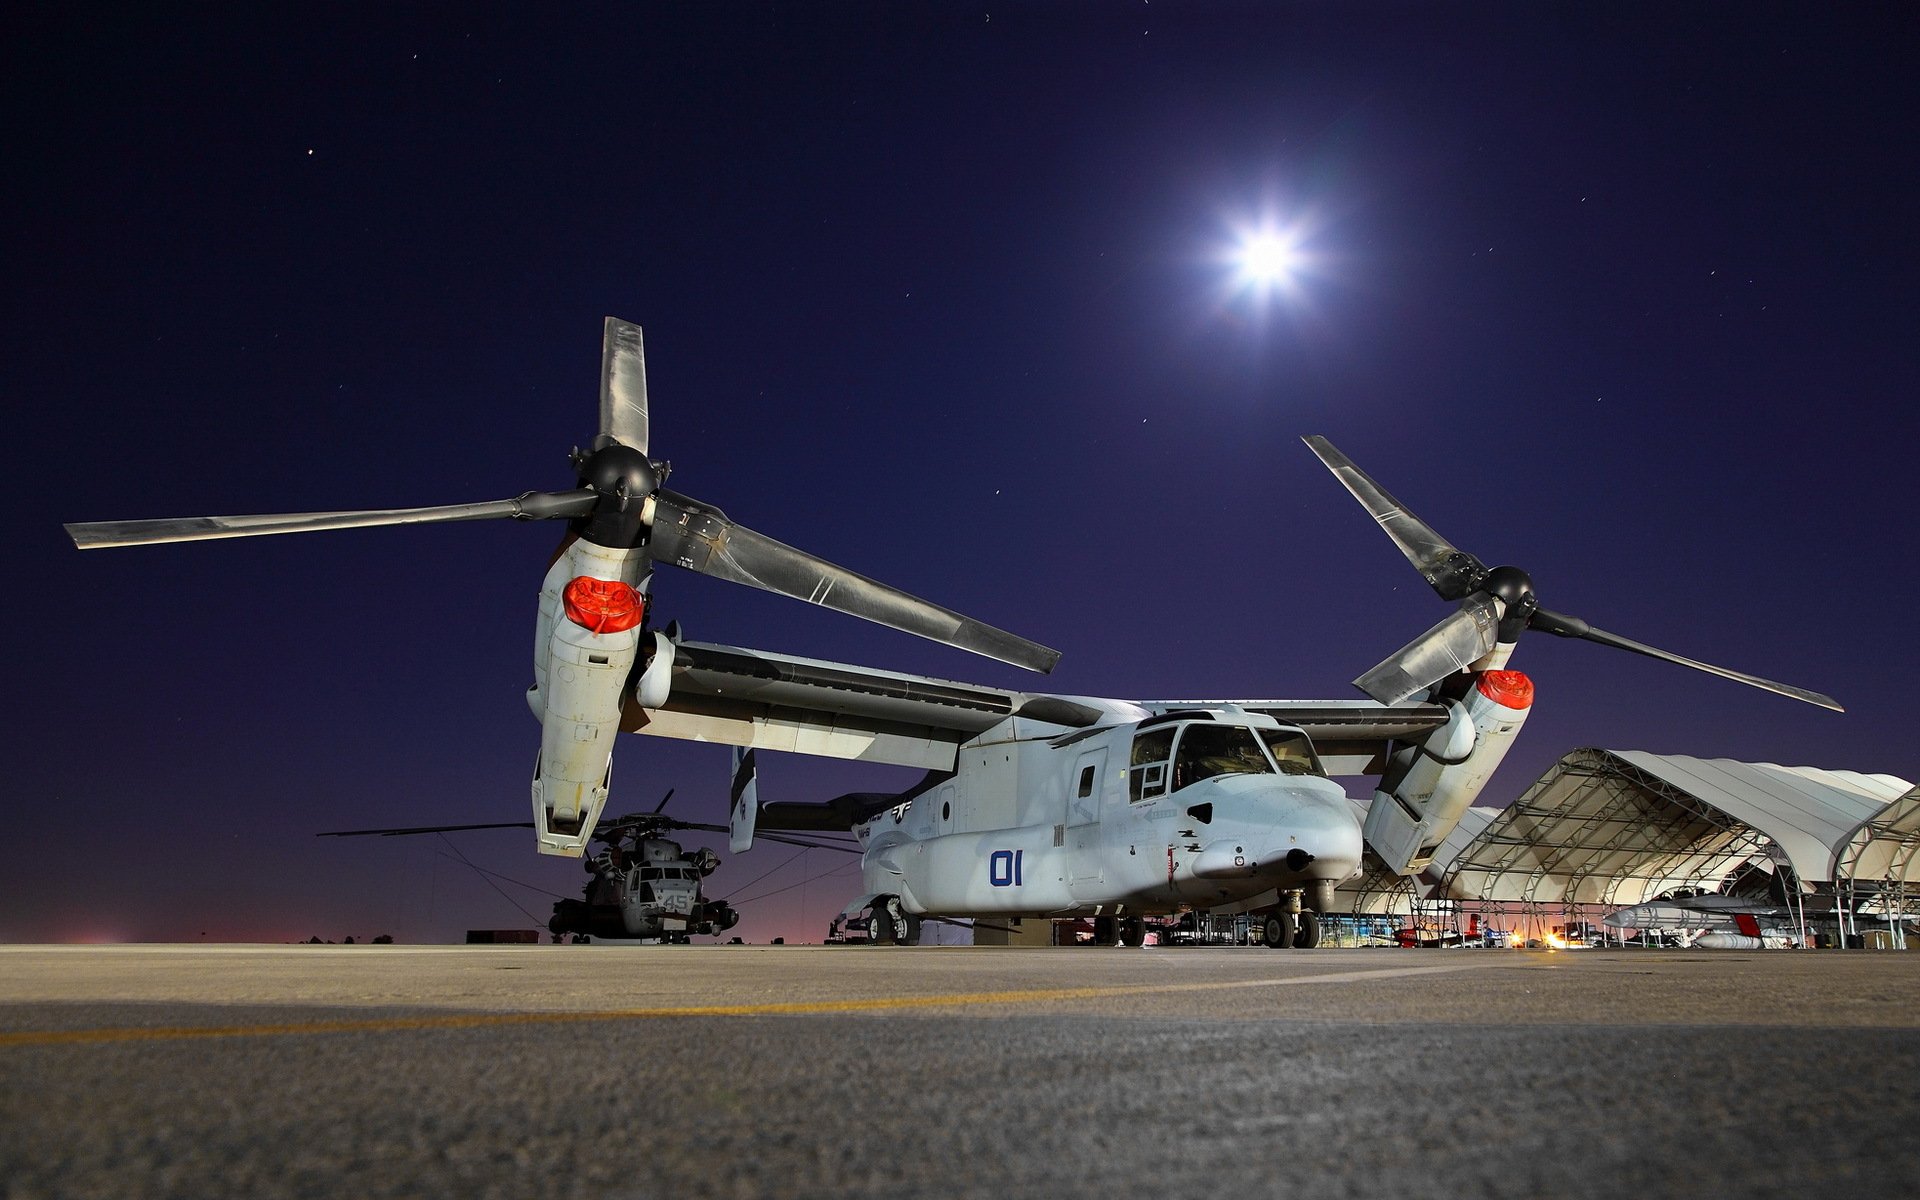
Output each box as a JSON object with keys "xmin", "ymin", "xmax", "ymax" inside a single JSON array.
[{"xmin": 988, "ymin": 849, "xmax": 1024, "ymax": 887}]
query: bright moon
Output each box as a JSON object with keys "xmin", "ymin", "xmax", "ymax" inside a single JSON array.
[{"xmin": 1238, "ymin": 233, "xmax": 1299, "ymax": 285}]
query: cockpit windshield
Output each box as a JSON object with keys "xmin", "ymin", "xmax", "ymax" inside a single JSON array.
[
  {"xmin": 1130, "ymin": 720, "xmax": 1323, "ymax": 800},
  {"xmin": 1173, "ymin": 723, "xmax": 1274, "ymax": 790},
  {"xmin": 1256, "ymin": 728, "xmax": 1325, "ymax": 776}
]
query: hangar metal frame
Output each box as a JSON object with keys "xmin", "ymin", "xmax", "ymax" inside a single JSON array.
[
  {"xmin": 1325, "ymin": 753, "xmax": 1915, "ymax": 951},
  {"xmin": 1399, "ymin": 751, "xmax": 1916, "ymax": 948},
  {"xmin": 1432, "ymin": 749, "xmax": 1772, "ymax": 909},
  {"xmin": 1833, "ymin": 785, "xmax": 1920, "ymax": 947}
]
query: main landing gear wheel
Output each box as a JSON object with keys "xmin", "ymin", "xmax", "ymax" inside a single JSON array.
[
  {"xmin": 1294, "ymin": 911, "xmax": 1322, "ymax": 949},
  {"xmin": 1120, "ymin": 916, "xmax": 1146, "ymax": 947},
  {"xmin": 1262, "ymin": 912, "xmax": 1297, "ymax": 949},
  {"xmin": 899, "ymin": 914, "xmax": 923, "ymax": 946},
  {"xmin": 869, "ymin": 905, "xmax": 897, "ymax": 945}
]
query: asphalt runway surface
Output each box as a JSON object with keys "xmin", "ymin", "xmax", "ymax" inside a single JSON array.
[{"xmin": 3, "ymin": 944, "xmax": 1917, "ymax": 1199}]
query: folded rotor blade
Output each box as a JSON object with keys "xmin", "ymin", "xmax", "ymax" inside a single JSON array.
[
  {"xmin": 1354, "ymin": 594, "xmax": 1504, "ymax": 705},
  {"xmin": 1303, "ymin": 435, "xmax": 1484, "ymax": 600},
  {"xmin": 597, "ymin": 317, "xmax": 650, "ymax": 454},
  {"xmin": 1529, "ymin": 607, "xmax": 1843, "ymax": 712},
  {"xmin": 648, "ymin": 491, "xmax": 1060, "ymax": 673},
  {"xmin": 66, "ymin": 489, "xmax": 599, "ymax": 549}
]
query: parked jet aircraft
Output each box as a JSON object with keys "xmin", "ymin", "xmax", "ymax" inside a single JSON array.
[
  {"xmin": 1603, "ymin": 893, "xmax": 1809, "ymax": 949},
  {"xmin": 66, "ymin": 319, "xmax": 1841, "ymax": 948}
]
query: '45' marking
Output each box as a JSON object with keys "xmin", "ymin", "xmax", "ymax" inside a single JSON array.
[{"xmin": 988, "ymin": 849, "xmax": 1025, "ymax": 887}]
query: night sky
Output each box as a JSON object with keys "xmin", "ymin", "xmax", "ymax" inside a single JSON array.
[{"xmin": 6, "ymin": 4, "xmax": 1914, "ymax": 945}]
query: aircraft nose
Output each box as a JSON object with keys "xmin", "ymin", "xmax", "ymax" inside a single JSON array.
[
  {"xmin": 1259, "ymin": 789, "xmax": 1362, "ymax": 883},
  {"xmin": 1184, "ymin": 777, "xmax": 1364, "ymax": 883}
]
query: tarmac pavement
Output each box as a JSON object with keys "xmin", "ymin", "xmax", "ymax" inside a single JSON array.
[{"xmin": 2, "ymin": 943, "xmax": 1916, "ymax": 1198}]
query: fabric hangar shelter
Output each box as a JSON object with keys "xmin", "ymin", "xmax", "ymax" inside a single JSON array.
[{"xmin": 1334, "ymin": 750, "xmax": 1919, "ymax": 946}]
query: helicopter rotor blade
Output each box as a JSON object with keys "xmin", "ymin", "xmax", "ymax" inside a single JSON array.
[
  {"xmin": 1353, "ymin": 594, "xmax": 1505, "ymax": 705},
  {"xmin": 1529, "ymin": 607, "xmax": 1843, "ymax": 712},
  {"xmin": 1303, "ymin": 435, "xmax": 1486, "ymax": 601},
  {"xmin": 596, "ymin": 316, "xmax": 650, "ymax": 455},
  {"xmin": 647, "ymin": 489, "xmax": 1060, "ymax": 673},
  {"xmin": 67, "ymin": 489, "xmax": 600, "ymax": 550},
  {"xmin": 651, "ymin": 787, "xmax": 677, "ymax": 814},
  {"xmin": 752, "ymin": 831, "xmax": 863, "ymax": 853},
  {"xmin": 318, "ymin": 821, "xmax": 536, "ymax": 838}
]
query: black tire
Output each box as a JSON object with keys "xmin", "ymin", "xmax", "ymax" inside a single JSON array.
[
  {"xmin": 1262, "ymin": 912, "xmax": 1297, "ymax": 949},
  {"xmin": 1120, "ymin": 916, "xmax": 1147, "ymax": 947},
  {"xmin": 870, "ymin": 905, "xmax": 897, "ymax": 945},
  {"xmin": 900, "ymin": 914, "xmax": 923, "ymax": 946},
  {"xmin": 1294, "ymin": 910, "xmax": 1322, "ymax": 949},
  {"xmin": 549, "ymin": 899, "xmax": 588, "ymax": 937},
  {"xmin": 1092, "ymin": 916, "xmax": 1116, "ymax": 946}
]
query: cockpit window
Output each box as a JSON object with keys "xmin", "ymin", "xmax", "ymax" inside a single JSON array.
[
  {"xmin": 1173, "ymin": 724, "xmax": 1273, "ymax": 790},
  {"xmin": 1256, "ymin": 728, "xmax": 1325, "ymax": 776},
  {"xmin": 1129, "ymin": 727, "xmax": 1176, "ymax": 802}
]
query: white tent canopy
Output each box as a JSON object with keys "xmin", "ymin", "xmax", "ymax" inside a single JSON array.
[{"xmin": 1388, "ymin": 750, "xmax": 1914, "ymax": 909}]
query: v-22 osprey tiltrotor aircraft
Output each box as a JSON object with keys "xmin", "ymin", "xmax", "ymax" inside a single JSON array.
[{"xmin": 67, "ymin": 319, "xmax": 1841, "ymax": 948}]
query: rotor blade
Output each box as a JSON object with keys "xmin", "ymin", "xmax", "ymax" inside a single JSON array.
[
  {"xmin": 651, "ymin": 787, "xmax": 676, "ymax": 814},
  {"xmin": 1529, "ymin": 607, "xmax": 1843, "ymax": 712},
  {"xmin": 754, "ymin": 831, "xmax": 863, "ymax": 853},
  {"xmin": 67, "ymin": 489, "xmax": 599, "ymax": 550},
  {"xmin": 1354, "ymin": 594, "xmax": 1504, "ymax": 704},
  {"xmin": 597, "ymin": 317, "xmax": 649, "ymax": 454},
  {"xmin": 1303, "ymin": 435, "xmax": 1485, "ymax": 600},
  {"xmin": 648, "ymin": 490, "xmax": 1061, "ymax": 673},
  {"xmin": 318, "ymin": 821, "xmax": 535, "ymax": 838}
]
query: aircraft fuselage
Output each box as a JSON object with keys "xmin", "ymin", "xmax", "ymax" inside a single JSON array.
[{"xmin": 854, "ymin": 714, "xmax": 1363, "ymax": 919}]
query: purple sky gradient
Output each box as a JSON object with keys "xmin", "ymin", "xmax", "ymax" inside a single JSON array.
[{"xmin": 5, "ymin": 4, "xmax": 1913, "ymax": 945}]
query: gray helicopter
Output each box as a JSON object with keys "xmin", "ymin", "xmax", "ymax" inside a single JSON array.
[{"xmin": 321, "ymin": 791, "xmax": 846, "ymax": 942}]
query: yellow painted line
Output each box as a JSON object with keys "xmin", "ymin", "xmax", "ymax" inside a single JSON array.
[{"xmin": 0, "ymin": 960, "xmax": 1508, "ymax": 1048}]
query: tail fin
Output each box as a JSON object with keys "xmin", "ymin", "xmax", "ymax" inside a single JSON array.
[{"xmin": 729, "ymin": 746, "xmax": 759, "ymax": 853}]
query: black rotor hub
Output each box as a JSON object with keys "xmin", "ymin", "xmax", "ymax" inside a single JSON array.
[
  {"xmin": 1484, "ymin": 564, "xmax": 1539, "ymax": 642},
  {"xmin": 577, "ymin": 443, "xmax": 659, "ymax": 502},
  {"xmin": 572, "ymin": 444, "xmax": 658, "ymax": 548}
]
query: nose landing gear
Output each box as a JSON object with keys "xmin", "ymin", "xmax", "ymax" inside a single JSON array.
[{"xmin": 1260, "ymin": 892, "xmax": 1324, "ymax": 948}]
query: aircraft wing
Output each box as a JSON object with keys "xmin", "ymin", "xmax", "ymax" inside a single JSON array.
[
  {"xmin": 623, "ymin": 640, "xmax": 1109, "ymax": 771},
  {"xmin": 625, "ymin": 641, "xmax": 1452, "ymax": 776},
  {"xmin": 1137, "ymin": 699, "xmax": 1452, "ymax": 775}
]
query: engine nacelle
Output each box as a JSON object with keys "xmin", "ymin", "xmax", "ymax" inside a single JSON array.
[
  {"xmin": 1364, "ymin": 669, "xmax": 1533, "ymax": 875},
  {"xmin": 527, "ymin": 538, "xmax": 650, "ymax": 855}
]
